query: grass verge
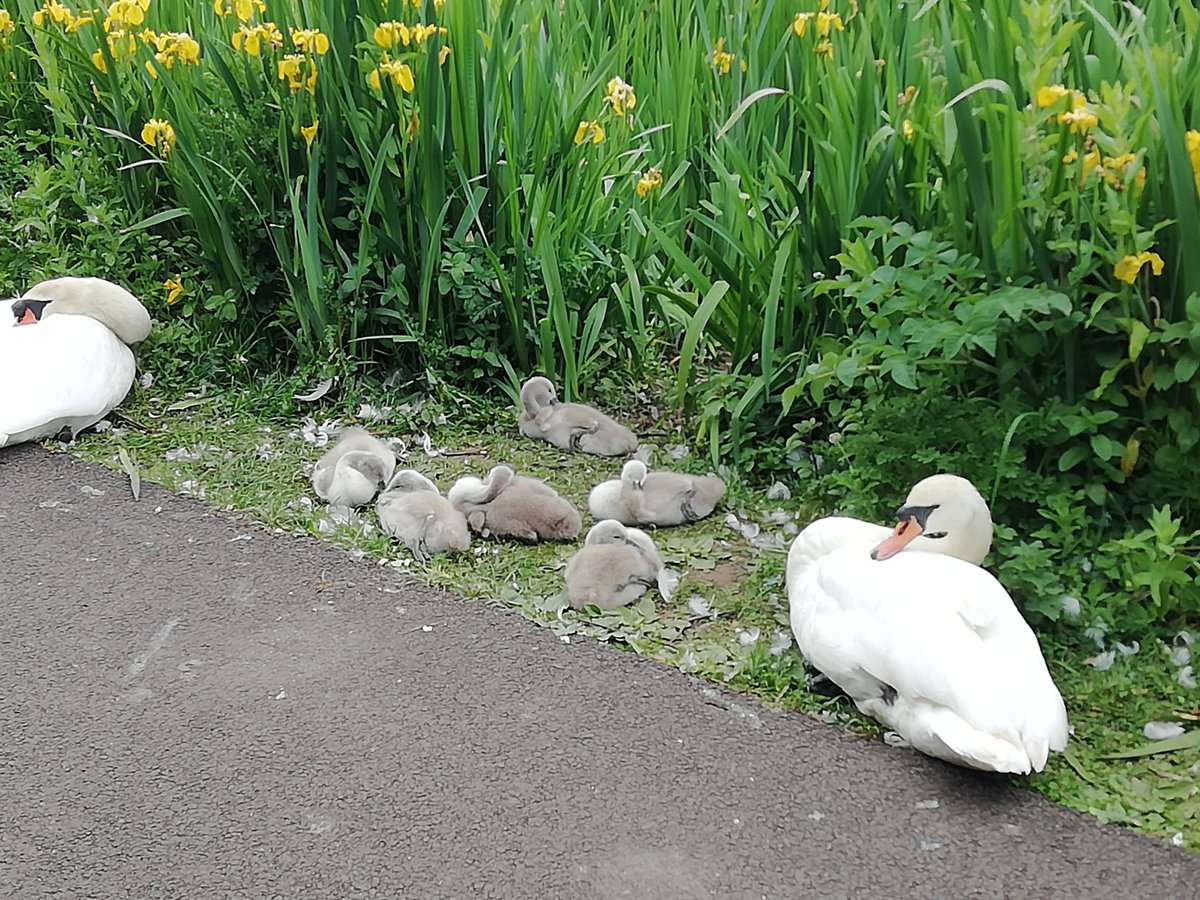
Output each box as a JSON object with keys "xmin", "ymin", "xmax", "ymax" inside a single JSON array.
[{"xmin": 59, "ymin": 373, "xmax": 1200, "ymax": 853}]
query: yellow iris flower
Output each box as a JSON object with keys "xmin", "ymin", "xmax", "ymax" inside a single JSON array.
[
  {"xmin": 368, "ymin": 58, "xmax": 415, "ymax": 93},
  {"xmin": 164, "ymin": 278, "xmax": 185, "ymax": 306},
  {"xmin": 604, "ymin": 76, "xmax": 637, "ymax": 117},
  {"xmin": 232, "ymin": 22, "xmax": 284, "ymax": 56},
  {"xmin": 214, "ymin": 0, "xmax": 265, "ymax": 22},
  {"xmin": 292, "ymin": 28, "xmax": 329, "ymax": 56},
  {"xmin": 141, "ymin": 118, "xmax": 177, "ymax": 157},
  {"xmin": 711, "ymin": 37, "xmax": 735, "ymax": 75},
  {"xmin": 1187, "ymin": 130, "xmax": 1200, "ymax": 196},
  {"xmin": 1114, "ymin": 251, "xmax": 1164, "ymax": 285},
  {"xmin": 573, "ymin": 120, "xmax": 605, "ymax": 145},
  {"xmin": 636, "ymin": 166, "xmax": 663, "ymax": 198},
  {"xmin": 104, "ymin": 0, "xmax": 149, "ymax": 31},
  {"xmin": 301, "ymin": 120, "xmax": 319, "ymax": 151}
]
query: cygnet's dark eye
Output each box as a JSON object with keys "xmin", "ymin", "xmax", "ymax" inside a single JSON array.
[{"xmin": 924, "ymin": 531, "xmax": 948, "ymax": 539}]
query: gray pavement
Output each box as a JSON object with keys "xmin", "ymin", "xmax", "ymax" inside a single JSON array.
[{"xmin": 1, "ymin": 445, "xmax": 1197, "ymax": 899}]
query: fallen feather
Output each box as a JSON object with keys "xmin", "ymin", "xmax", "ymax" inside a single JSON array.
[
  {"xmin": 687, "ymin": 596, "xmax": 713, "ymax": 617},
  {"xmin": 807, "ymin": 811, "xmax": 824, "ymax": 822},
  {"xmin": 139, "ymin": 371, "xmax": 155, "ymax": 389},
  {"xmin": 668, "ymin": 444, "xmax": 690, "ymax": 461},
  {"xmin": 883, "ymin": 731, "xmax": 911, "ymax": 748},
  {"xmin": 920, "ymin": 841, "xmax": 941, "ymax": 852},
  {"xmin": 1170, "ymin": 645, "xmax": 1191, "ymax": 668},
  {"xmin": 1115, "ymin": 640, "xmax": 1140, "ymax": 656},
  {"xmin": 657, "ymin": 567, "xmax": 680, "ymax": 603},
  {"xmin": 294, "ymin": 377, "xmax": 335, "ymax": 402},
  {"xmin": 914, "ymin": 799, "xmax": 940, "ymax": 810},
  {"xmin": 1178, "ymin": 666, "xmax": 1196, "ymax": 690},
  {"xmin": 769, "ymin": 631, "xmax": 792, "ymax": 656},
  {"xmin": 1086, "ymin": 650, "xmax": 1116, "ymax": 670},
  {"xmin": 91, "ymin": 419, "xmax": 112, "ymax": 433},
  {"xmin": 1059, "ymin": 595, "xmax": 1081, "ymax": 618},
  {"xmin": 766, "ymin": 481, "xmax": 791, "ymax": 501},
  {"xmin": 1143, "ymin": 721, "xmax": 1185, "ymax": 741},
  {"xmin": 274, "ymin": 690, "xmax": 287, "ymax": 700},
  {"xmin": 1084, "ymin": 619, "xmax": 1108, "ymax": 650},
  {"xmin": 421, "ymin": 625, "xmax": 433, "ymax": 633},
  {"xmin": 80, "ymin": 486, "xmax": 105, "ymax": 496},
  {"xmin": 1172, "ymin": 833, "xmax": 1185, "ymax": 847},
  {"xmin": 736, "ymin": 626, "xmax": 761, "ymax": 646}
]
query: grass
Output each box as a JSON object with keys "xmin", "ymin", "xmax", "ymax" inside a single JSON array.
[{"xmin": 58, "ymin": 371, "xmax": 1200, "ymax": 854}]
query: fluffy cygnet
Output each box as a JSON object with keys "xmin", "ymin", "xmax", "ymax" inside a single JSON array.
[
  {"xmin": 517, "ymin": 376, "xmax": 638, "ymax": 456},
  {"xmin": 376, "ymin": 469, "xmax": 471, "ymax": 562},
  {"xmin": 564, "ymin": 519, "xmax": 665, "ymax": 611},
  {"xmin": 448, "ymin": 464, "xmax": 581, "ymax": 542},
  {"xmin": 588, "ymin": 459, "xmax": 726, "ymax": 527},
  {"xmin": 311, "ymin": 427, "xmax": 396, "ymax": 507}
]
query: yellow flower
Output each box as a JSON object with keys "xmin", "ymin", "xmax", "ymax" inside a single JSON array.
[
  {"xmin": 32, "ymin": 0, "xmax": 79, "ymax": 29},
  {"xmin": 0, "ymin": 10, "xmax": 13, "ymax": 38},
  {"xmin": 232, "ymin": 22, "xmax": 283, "ymax": 56},
  {"xmin": 147, "ymin": 31, "xmax": 202, "ymax": 69},
  {"xmin": 214, "ymin": 0, "xmax": 265, "ymax": 22},
  {"xmin": 1035, "ymin": 84, "xmax": 1071, "ymax": 108},
  {"xmin": 369, "ymin": 58, "xmax": 414, "ymax": 92},
  {"xmin": 406, "ymin": 109, "xmax": 420, "ymax": 139},
  {"xmin": 792, "ymin": 12, "xmax": 812, "ymax": 37},
  {"xmin": 410, "ymin": 0, "xmax": 446, "ymax": 8},
  {"xmin": 636, "ymin": 166, "xmax": 663, "ymax": 198},
  {"xmin": 897, "ymin": 85, "xmax": 916, "ymax": 106},
  {"xmin": 104, "ymin": 0, "xmax": 149, "ymax": 31},
  {"xmin": 140, "ymin": 118, "xmax": 176, "ymax": 157},
  {"xmin": 1059, "ymin": 104, "xmax": 1097, "ymax": 135},
  {"xmin": 292, "ymin": 28, "xmax": 329, "ymax": 56},
  {"xmin": 816, "ymin": 11, "xmax": 844, "ymax": 36},
  {"xmin": 1061, "ymin": 148, "xmax": 1078, "ymax": 164},
  {"xmin": 164, "ymin": 277, "xmax": 185, "ymax": 306},
  {"xmin": 1187, "ymin": 130, "xmax": 1200, "ymax": 196},
  {"xmin": 711, "ymin": 37, "xmax": 734, "ymax": 76},
  {"xmin": 901, "ymin": 119, "xmax": 914, "ymax": 141},
  {"xmin": 374, "ymin": 20, "xmax": 411, "ymax": 49},
  {"xmin": 604, "ymin": 76, "xmax": 637, "ymax": 117},
  {"xmin": 573, "ymin": 120, "xmax": 604, "ymax": 145},
  {"xmin": 1114, "ymin": 251, "xmax": 1164, "ymax": 284},
  {"xmin": 815, "ymin": 38, "xmax": 833, "ymax": 59},
  {"xmin": 91, "ymin": 49, "xmax": 108, "ymax": 73},
  {"xmin": 438, "ymin": 44, "xmax": 451, "ymax": 65},
  {"xmin": 301, "ymin": 120, "xmax": 319, "ymax": 151}
]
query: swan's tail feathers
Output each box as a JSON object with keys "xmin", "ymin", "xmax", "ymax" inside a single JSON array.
[{"xmin": 921, "ymin": 709, "xmax": 1035, "ymax": 775}]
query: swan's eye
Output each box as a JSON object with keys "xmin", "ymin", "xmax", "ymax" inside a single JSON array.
[{"xmin": 924, "ymin": 531, "xmax": 948, "ymax": 539}]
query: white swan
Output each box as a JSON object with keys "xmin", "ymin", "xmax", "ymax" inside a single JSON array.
[
  {"xmin": 0, "ymin": 277, "xmax": 152, "ymax": 448},
  {"xmin": 517, "ymin": 376, "xmax": 639, "ymax": 456},
  {"xmin": 785, "ymin": 474, "xmax": 1069, "ymax": 774}
]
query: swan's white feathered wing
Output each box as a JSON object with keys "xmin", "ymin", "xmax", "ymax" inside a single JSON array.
[
  {"xmin": 0, "ymin": 315, "xmax": 135, "ymax": 447},
  {"xmin": 787, "ymin": 517, "xmax": 1068, "ymax": 774}
]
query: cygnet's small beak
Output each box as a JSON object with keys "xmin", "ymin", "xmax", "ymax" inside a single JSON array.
[
  {"xmin": 870, "ymin": 517, "xmax": 923, "ymax": 561},
  {"xmin": 17, "ymin": 307, "xmax": 38, "ymax": 325}
]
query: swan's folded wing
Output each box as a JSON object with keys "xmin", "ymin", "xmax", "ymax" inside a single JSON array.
[{"xmin": 811, "ymin": 548, "xmax": 1045, "ymax": 737}]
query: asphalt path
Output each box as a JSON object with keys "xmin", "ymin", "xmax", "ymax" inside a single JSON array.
[{"xmin": 2, "ymin": 445, "xmax": 1197, "ymax": 899}]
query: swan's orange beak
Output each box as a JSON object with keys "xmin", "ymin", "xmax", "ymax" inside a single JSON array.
[
  {"xmin": 871, "ymin": 517, "xmax": 923, "ymax": 561},
  {"xmin": 17, "ymin": 307, "xmax": 37, "ymax": 325}
]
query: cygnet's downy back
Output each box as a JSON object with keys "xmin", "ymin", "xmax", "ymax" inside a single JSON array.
[
  {"xmin": 588, "ymin": 459, "xmax": 726, "ymax": 527},
  {"xmin": 376, "ymin": 469, "xmax": 470, "ymax": 562},
  {"xmin": 565, "ymin": 519, "xmax": 664, "ymax": 610},
  {"xmin": 312, "ymin": 427, "xmax": 397, "ymax": 508},
  {"xmin": 449, "ymin": 464, "xmax": 581, "ymax": 542},
  {"xmin": 517, "ymin": 376, "xmax": 639, "ymax": 456}
]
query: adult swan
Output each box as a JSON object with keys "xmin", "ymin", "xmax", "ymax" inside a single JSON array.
[
  {"xmin": 786, "ymin": 474, "xmax": 1068, "ymax": 774},
  {"xmin": 1, "ymin": 276, "xmax": 151, "ymax": 448}
]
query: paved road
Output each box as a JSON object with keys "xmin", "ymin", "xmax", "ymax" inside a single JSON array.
[{"xmin": 1, "ymin": 445, "xmax": 1197, "ymax": 899}]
